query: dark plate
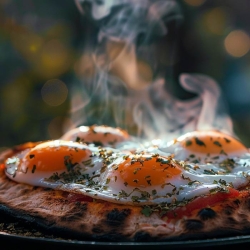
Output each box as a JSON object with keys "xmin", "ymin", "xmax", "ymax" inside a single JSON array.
[{"xmin": 1, "ymin": 231, "xmax": 250, "ymax": 250}]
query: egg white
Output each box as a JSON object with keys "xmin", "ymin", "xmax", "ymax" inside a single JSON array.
[
  {"xmin": 61, "ymin": 125, "xmax": 131, "ymax": 147},
  {"xmin": 39, "ymin": 152, "xmax": 250, "ymax": 205}
]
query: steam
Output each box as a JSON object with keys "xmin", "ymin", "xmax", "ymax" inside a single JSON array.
[{"xmin": 69, "ymin": 0, "xmax": 233, "ymax": 141}]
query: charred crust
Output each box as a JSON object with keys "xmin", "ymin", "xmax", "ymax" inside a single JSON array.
[
  {"xmin": 184, "ymin": 219, "xmax": 204, "ymax": 231},
  {"xmin": 133, "ymin": 231, "xmax": 154, "ymax": 242},
  {"xmin": 197, "ymin": 208, "xmax": 217, "ymax": 221},
  {"xmin": 226, "ymin": 216, "xmax": 237, "ymax": 226},
  {"xmin": 92, "ymin": 232, "xmax": 128, "ymax": 242},
  {"xmin": 233, "ymin": 199, "xmax": 241, "ymax": 206},
  {"xmin": 92, "ymin": 226, "xmax": 104, "ymax": 234},
  {"xmin": 223, "ymin": 205, "xmax": 235, "ymax": 216},
  {"xmin": 243, "ymin": 198, "xmax": 250, "ymax": 209},
  {"xmin": 106, "ymin": 208, "xmax": 131, "ymax": 227}
]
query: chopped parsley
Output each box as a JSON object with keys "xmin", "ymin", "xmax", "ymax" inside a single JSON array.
[
  {"xmin": 213, "ymin": 141, "xmax": 222, "ymax": 147},
  {"xmin": 185, "ymin": 140, "xmax": 192, "ymax": 147},
  {"xmin": 195, "ymin": 137, "xmax": 206, "ymax": 147},
  {"xmin": 31, "ymin": 165, "xmax": 36, "ymax": 173}
]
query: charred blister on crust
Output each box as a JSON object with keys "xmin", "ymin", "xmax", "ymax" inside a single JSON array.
[
  {"xmin": 106, "ymin": 208, "xmax": 131, "ymax": 227},
  {"xmin": 223, "ymin": 205, "xmax": 235, "ymax": 216},
  {"xmin": 197, "ymin": 208, "xmax": 217, "ymax": 221},
  {"xmin": 233, "ymin": 199, "xmax": 241, "ymax": 206},
  {"xmin": 184, "ymin": 219, "xmax": 204, "ymax": 231}
]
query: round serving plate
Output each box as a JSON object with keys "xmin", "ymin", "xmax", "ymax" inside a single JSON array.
[{"xmin": 1, "ymin": 231, "xmax": 250, "ymax": 250}]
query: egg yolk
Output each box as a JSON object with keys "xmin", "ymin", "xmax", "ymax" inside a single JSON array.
[
  {"xmin": 19, "ymin": 140, "xmax": 92, "ymax": 173},
  {"xmin": 114, "ymin": 155, "xmax": 182, "ymax": 187},
  {"xmin": 176, "ymin": 130, "xmax": 248, "ymax": 156}
]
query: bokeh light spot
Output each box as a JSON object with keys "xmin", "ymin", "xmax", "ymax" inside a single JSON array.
[
  {"xmin": 30, "ymin": 44, "xmax": 38, "ymax": 52},
  {"xmin": 224, "ymin": 30, "xmax": 250, "ymax": 57},
  {"xmin": 41, "ymin": 79, "xmax": 68, "ymax": 106},
  {"xmin": 183, "ymin": 0, "xmax": 206, "ymax": 7},
  {"xmin": 40, "ymin": 39, "xmax": 71, "ymax": 77},
  {"xmin": 203, "ymin": 7, "xmax": 227, "ymax": 35}
]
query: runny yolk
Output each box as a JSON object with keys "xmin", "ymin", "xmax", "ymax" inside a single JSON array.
[
  {"xmin": 115, "ymin": 155, "xmax": 182, "ymax": 187},
  {"xmin": 177, "ymin": 130, "xmax": 248, "ymax": 155},
  {"xmin": 19, "ymin": 141, "xmax": 92, "ymax": 172}
]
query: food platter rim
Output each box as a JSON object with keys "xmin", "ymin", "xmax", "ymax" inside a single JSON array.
[{"xmin": 1, "ymin": 231, "xmax": 250, "ymax": 248}]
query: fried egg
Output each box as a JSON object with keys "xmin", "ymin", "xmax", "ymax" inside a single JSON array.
[
  {"xmin": 5, "ymin": 140, "xmax": 106, "ymax": 187},
  {"xmin": 4, "ymin": 129, "xmax": 250, "ymax": 206},
  {"xmin": 61, "ymin": 125, "xmax": 131, "ymax": 147},
  {"xmin": 158, "ymin": 130, "xmax": 249, "ymax": 164}
]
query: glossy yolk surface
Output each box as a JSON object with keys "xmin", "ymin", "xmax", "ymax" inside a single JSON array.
[
  {"xmin": 115, "ymin": 155, "xmax": 182, "ymax": 187},
  {"xmin": 19, "ymin": 141, "xmax": 92, "ymax": 172},
  {"xmin": 178, "ymin": 130, "xmax": 248, "ymax": 155}
]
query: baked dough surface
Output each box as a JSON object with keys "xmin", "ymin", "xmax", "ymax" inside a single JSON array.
[{"xmin": 1, "ymin": 146, "xmax": 250, "ymax": 242}]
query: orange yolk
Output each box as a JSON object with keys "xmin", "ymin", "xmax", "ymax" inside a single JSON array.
[
  {"xmin": 114, "ymin": 155, "xmax": 182, "ymax": 187},
  {"xmin": 19, "ymin": 141, "xmax": 92, "ymax": 172},
  {"xmin": 177, "ymin": 130, "xmax": 248, "ymax": 155}
]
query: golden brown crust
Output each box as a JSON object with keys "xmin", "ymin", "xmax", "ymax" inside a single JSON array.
[{"xmin": 1, "ymin": 146, "xmax": 250, "ymax": 241}]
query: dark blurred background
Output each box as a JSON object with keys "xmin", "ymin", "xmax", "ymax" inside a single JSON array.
[{"xmin": 0, "ymin": 0, "xmax": 250, "ymax": 149}]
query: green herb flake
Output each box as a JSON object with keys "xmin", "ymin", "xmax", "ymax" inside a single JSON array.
[
  {"xmin": 220, "ymin": 149, "xmax": 227, "ymax": 155},
  {"xmin": 93, "ymin": 141, "xmax": 103, "ymax": 146},
  {"xmin": 203, "ymin": 169, "xmax": 217, "ymax": 175},
  {"xmin": 184, "ymin": 164, "xmax": 192, "ymax": 169},
  {"xmin": 192, "ymin": 159, "xmax": 200, "ymax": 164},
  {"xmin": 119, "ymin": 190, "xmax": 128, "ymax": 198},
  {"xmin": 193, "ymin": 165, "xmax": 200, "ymax": 170},
  {"xmin": 224, "ymin": 137, "xmax": 231, "ymax": 143},
  {"xmin": 188, "ymin": 180, "xmax": 200, "ymax": 186},
  {"xmin": 31, "ymin": 165, "xmax": 36, "ymax": 173},
  {"xmin": 195, "ymin": 137, "xmax": 206, "ymax": 147},
  {"xmin": 133, "ymin": 168, "xmax": 141, "ymax": 174},
  {"xmin": 185, "ymin": 140, "xmax": 192, "ymax": 147},
  {"xmin": 123, "ymin": 155, "xmax": 130, "ymax": 160},
  {"xmin": 181, "ymin": 174, "xmax": 192, "ymax": 181},
  {"xmin": 75, "ymin": 136, "xmax": 81, "ymax": 142},
  {"xmin": 141, "ymin": 206, "xmax": 153, "ymax": 217},
  {"xmin": 212, "ymin": 156, "xmax": 219, "ymax": 160},
  {"xmin": 213, "ymin": 141, "xmax": 222, "ymax": 147},
  {"xmin": 152, "ymin": 189, "xmax": 157, "ymax": 196},
  {"xmin": 64, "ymin": 156, "xmax": 78, "ymax": 171},
  {"xmin": 131, "ymin": 196, "xmax": 140, "ymax": 203}
]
